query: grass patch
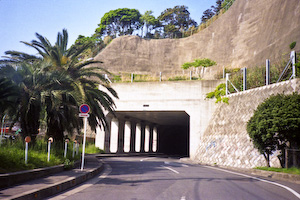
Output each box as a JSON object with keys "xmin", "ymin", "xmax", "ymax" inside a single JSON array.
[
  {"xmin": 0, "ymin": 138, "xmax": 81, "ymax": 173},
  {"xmin": 256, "ymin": 167, "xmax": 300, "ymax": 175},
  {"xmin": 85, "ymin": 143, "xmax": 105, "ymax": 154}
]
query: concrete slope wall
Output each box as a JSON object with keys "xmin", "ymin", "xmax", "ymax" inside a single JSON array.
[
  {"xmin": 195, "ymin": 79, "xmax": 300, "ymax": 168},
  {"xmin": 95, "ymin": 0, "xmax": 300, "ymax": 79}
]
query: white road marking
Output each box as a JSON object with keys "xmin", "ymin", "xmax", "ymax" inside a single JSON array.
[
  {"xmin": 140, "ymin": 157, "xmax": 155, "ymax": 162},
  {"xmin": 162, "ymin": 166, "xmax": 180, "ymax": 174},
  {"xmin": 180, "ymin": 196, "xmax": 186, "ymax": 200},
  {"xmin": 182, "ymin": 164, "xmax": 189, "ymax": 167},
  {"xmin": 46, "ymin": 164, "xmax": 112, "ymax": 200},
  {"xmin": 204, "ymin": 165, "xmax": 300, "ymax": 199}
]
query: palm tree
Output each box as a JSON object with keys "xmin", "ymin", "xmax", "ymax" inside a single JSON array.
[
  {"xmin": 2, "ymin": 29, "xmax": 118, "ymax": 144},
  {"xmin": 0, "ymin": 63, "xmax": 45, "ymax": 142}
]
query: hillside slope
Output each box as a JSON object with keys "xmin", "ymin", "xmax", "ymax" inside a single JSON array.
[{"xmin": 94, "ymin": 0, "xmax": 300, "ymax": 79}]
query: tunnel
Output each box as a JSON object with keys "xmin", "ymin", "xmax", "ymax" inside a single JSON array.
[{"xmin": 113, "ymin": 111, "xmax": 190, "ymax": 157}]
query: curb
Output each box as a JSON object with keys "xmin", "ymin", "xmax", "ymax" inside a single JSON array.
[
  {"xmin": 0, "ymin": 161, "xmax": 80, "ymax": 189},
  {"xmin": 180, "ymin": 158, "xmax": 300, "ymax": 184},
  {"xmin": 1, "ymin": 156, "xmax": 104, "ymax": 200}
]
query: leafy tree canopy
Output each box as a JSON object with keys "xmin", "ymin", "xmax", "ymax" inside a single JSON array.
[
  {"xmin": 140, "ymin": 10, "xmax": 161, "ymax": 38},
  {"xmin": 206, "ymin": 83, "xmax": 228, "ymax": 103},
  {"xmin": 158, "ymin": 5, "xmax": 197, "ymax": 35},
  {"xmin": 247, "ymin": 93, "xmax": 300, "ymax": 166},
  {"xmin": 95, "ymin": 8, "xmax": 142, "ymax": 38},
  {"xmin": 182, "ymin": 58, "xmax": 216, "ymax": 69},
  {"xmin": 201, "ymin": 9, "xmax": 215, "ymax": 23}
]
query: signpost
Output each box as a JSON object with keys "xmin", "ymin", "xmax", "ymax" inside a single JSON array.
[
  {"xmin": 47, "ymin": 137, "xmax": 53, "ymax": 162},
  {"xmin": 79, "ymin": 104, "xmax": 90, "ymax": 171},
  {"xmin": 25, "ymin": 136, "xmax": 31, "ymax": 164}
]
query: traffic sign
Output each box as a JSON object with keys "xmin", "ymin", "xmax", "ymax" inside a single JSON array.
[
  {"xmin": 79, "ymin": 104, "xmax": 90, "ymax": 113},
  {"xmin": 79, "ymin": 113, "xmax": 90, "ymax": 118}
]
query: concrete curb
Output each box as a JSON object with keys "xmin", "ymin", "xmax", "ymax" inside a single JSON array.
[
  {"xmin": 6, "ymin": 164, "xmax": 104, "ymax": 200},
  {"xmin": 1, "ymin": 156, "xmax": 104, "ymax": 200},
  {"xmin": 0, "ymin": 161, "xmax": 80, "ymax": 189},
  {"xmin": 180, "ymin": 158, "xmax": 300, "ymax": 184}
]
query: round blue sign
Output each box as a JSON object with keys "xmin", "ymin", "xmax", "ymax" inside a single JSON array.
[{"xmin": 80, "ymin": 104, "xmax": 90, "ymax": 113}]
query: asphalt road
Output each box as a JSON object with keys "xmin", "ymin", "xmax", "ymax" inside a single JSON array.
[{"xmin": 48, "ymin": 156, "xmax": 300, "ymax": 200}]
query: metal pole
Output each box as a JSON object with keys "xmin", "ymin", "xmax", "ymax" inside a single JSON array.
[
  {"xmin": 131, "ymin": 73, "xmax": 134, "ymax": 83},
  {"xmin": 64, "ymin": 141, "xmax": 68, "ymax": 158},
  {"xmin": 291, "ymin": 51, "xmax": 296, "ymax": 79},
  {"xmin": 190, "ymin": 71, "xmax": 192, "ymax": 80},
  {"xmin": 81, "ymin": 117, "xmax": 88, "ymax": 171},
  {"xmin": 266, "ymin": 59, "xmax": 270, "ymax": 85},
  {"xmin": 243, "ymin": 68, "xmax": 247, "ymax": 91},
  {"xmin": 47, "ymin": 141, "xmax": 51, "ymax": 162},
  {"xmin": 159, "ymin": 72, "xmax": 162, "ymax": 82},
  {"xmin": 285, "ymin": 148, "xmax": 288, "ymax": 168},
  {"xmin": 226, "ymin": 73, "xmax": 230, "ymax": 95},
  {"xmin": 72, "ymin": 143, "xmax": 75, "ymax": 158},
  {"xmin": 0, "ymin": 114, "xmax": 7, "ymax": 145},
  {"xmin": 25, "ymin": 142, "xmax": 28, "ymax": 164}
]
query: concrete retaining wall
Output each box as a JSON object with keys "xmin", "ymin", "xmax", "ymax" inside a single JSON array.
[{"xmin": 195, "ymin": 79, "xmax": 300, "ymax": 168}]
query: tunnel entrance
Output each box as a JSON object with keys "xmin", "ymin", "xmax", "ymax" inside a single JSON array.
[{"xmin": 114, "ymin": 111, "xmax": 190, "ymax": 157}]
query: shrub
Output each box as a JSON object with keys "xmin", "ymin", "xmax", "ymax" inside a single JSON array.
[{"xmin": 289, "ymin": 41, "xmax": 296, "ymax": 50}]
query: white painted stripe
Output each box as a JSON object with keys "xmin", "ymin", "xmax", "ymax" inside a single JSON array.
[
  {"xmin": 180, "ymin": 196, "xmax": 186, "ymax": 200},
  {"xmin": 163, "ymin": 166, "xmax": 179, "ymax": 174},
  {"xmin": 182, "ymin": 164, "xmax": 189, "ymax": 167},
  {"xmin": 204, "ymin": 166, "xmax": 300, "ymax": 199},
  {"xmin": 140, "ymin": 157, "xmax": 155, "ymax": 162}
]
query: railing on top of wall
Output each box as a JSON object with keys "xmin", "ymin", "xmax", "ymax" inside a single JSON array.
[{"xmin": 225, "ymin": 50, "xmax": 297, "ymax": 95}]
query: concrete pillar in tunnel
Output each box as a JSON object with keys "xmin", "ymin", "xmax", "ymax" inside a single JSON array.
[
  {"xmin": 130, "ymin": 121, "xmax": 136, "ymax": 153},
  {"xmin": 117, "ymin": 119, "xmax": 125, "ymax": 153},
  {"xmin": 95, "ymin": 125, "xmax": 105, "ymax": 150},
  {"xmin": 144, "ymin": 125, "xmax": 150, "ymax": 152},
  {"xmin": 149, "ymin": 125, "xmax": 153, "ymax": 152},
  {"xmin": 104, "ymin": 117, "xmax": 112, "ymax": 153},
  {"xmin": 135, "ymin": 123, "xmax": 141, "ymax": 152},
  {"xmin": 110, "ymin": 118, "xmax": 119, "ymax": 153},
  {"xmin": 152, "ymin": 127, "xmax": 158, "ymax": 152},
  {"xmin": 124, "ymin": 121, "xmax": 131, "ymax": 153},
  {"xmin": 140, "ymin": 123, "xmax": 146, "ymax": 153}
]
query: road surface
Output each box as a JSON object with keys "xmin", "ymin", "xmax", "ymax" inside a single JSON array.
[{"xmin": 48, "ymin": 156, "xmax": 300, "ymax": 200}]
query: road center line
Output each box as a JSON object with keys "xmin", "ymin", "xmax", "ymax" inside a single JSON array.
[
  {"xmin": 162, "ymin": 166, "xmax": 179, "ymax": 174},
  {"xmin": 203, "ymin": 165, "xmax": 300, "ymax": 199}
]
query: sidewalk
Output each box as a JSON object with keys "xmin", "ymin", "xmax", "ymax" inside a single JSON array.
[{"xmin": 0, "ymin": 155, "xmax": 103, "ymax": 200}]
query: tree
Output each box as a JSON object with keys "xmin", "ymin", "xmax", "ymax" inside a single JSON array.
[
  {"xmin": 211, "ymin": 0, "xmax": 224, "ymax": 14},
  {"xmin": 140, "ymin": 10, "xmax": 160, "ymax": 38},
  {"xmin": 247, "ymin": 93, "xmax": 300, "ymax": 167},
  {"xmin": 182, "ymin": 58, "xmax": 216, "ymax": 69},
  {"xmin": 201, "ymin": 9, "xmax": 215, "ymax": 23},
  {"xmin": 0, "ymin": 74, "xmax": 20, "ymax": 121},
  {"xmin": 1, "ymin": 29, "xmax": 118, "ymax": 144},
  {"xmin": 158, "ymin": 5, "xmax": 197, "ymax": 38},
  {"xmin": 0, "ymin": 63, "xmax": 45, "ymax": 142},
  {"xmin": 95, "ymin": 8, "xmax": 141, "ymax": 38},
  {"xmin": 72, "ymin": 35, "xmax": 104, "ymax": 60}
]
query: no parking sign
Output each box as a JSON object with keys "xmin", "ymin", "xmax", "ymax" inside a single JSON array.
[
  {"xmin": 79, "ymin": 104, "xmax": 90, "ymax": 117},
  {"xmin": 79, "ymin": 104, "xmax": 90, "ymax": 171}
]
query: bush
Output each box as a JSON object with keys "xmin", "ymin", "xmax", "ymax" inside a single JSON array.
[{"xmin": 289, "ymin": 41, "xmax": 296, "ymax": 50}]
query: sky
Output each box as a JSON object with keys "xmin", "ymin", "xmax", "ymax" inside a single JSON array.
[{"xmin": 0, "ymin": 0, "xmax": 216, "ymax": 58}]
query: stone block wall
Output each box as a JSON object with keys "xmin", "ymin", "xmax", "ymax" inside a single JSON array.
[{"xmin": 194, "ymin": 79, "xmax": 300, "ymax": 168}]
